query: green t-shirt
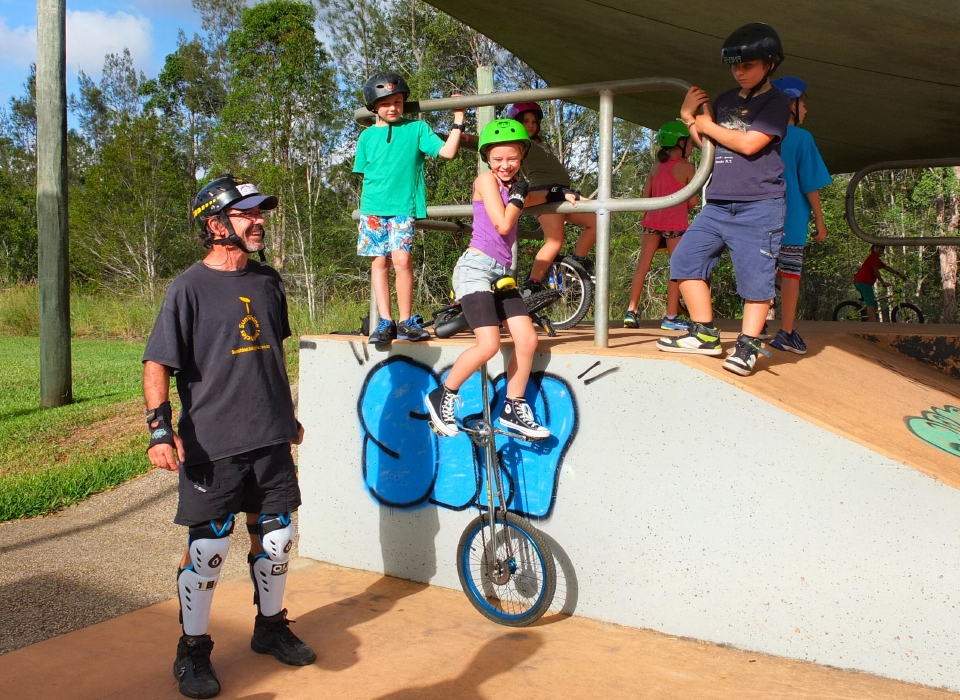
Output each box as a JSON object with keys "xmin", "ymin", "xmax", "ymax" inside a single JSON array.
[
  {"xmin": 521, "ymin": 139, "xmax": 571, "ymax": 188},
  {"xmin": 353, "ymin": 118, "xmax": 445, "ymax": 218}
]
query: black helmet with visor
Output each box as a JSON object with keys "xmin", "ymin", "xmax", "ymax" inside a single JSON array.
[{"xmin": 192, "ymin": 174, "xmax": 278, "ymax": 258}]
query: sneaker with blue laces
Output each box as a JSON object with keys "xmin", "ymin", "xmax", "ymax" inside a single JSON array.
[
  {"xmin": 623, "ymin": 310, "xmax": 639, "ymax": 328},
  {"xmin": 660, "ymin": 315, "xmax": 690, "ymax": 331},
  {"xmin": 770, "ymin": 328, "xmax": 807, "ymax": 355},
  {"xmin": 397, "ymin": 314, "xmax": 429, "ymax": 341},
  {"xmin": 368, "ymin": 318, "xmax": 397, "ymax": 344}
]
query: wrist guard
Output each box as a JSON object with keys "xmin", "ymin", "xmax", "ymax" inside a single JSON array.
[
  {"xmin": 545, "ymin": 185, "xmax": 580, "ymax": 203},
  {"xmin": 146, "ymin": 401, "xmax": 176, "ymax": 451},
  {"xmin": 508, "ymin": 179, "xmax": 529, "ymax": 209}
]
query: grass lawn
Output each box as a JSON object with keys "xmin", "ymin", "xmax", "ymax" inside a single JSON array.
[{"xmin": 0, "ymin": 337, "xmax": 149, "ymax": 521}]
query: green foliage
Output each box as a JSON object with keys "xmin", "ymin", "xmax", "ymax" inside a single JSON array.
[{"xmin": 0, "ymin": 173, "xmax": 37, "ymax": 283}]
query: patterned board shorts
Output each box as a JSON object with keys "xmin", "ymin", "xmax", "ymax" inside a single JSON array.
[
  {"xmin": 776, "ymin": 244, "xmax": 805, "ymax": 280},
  {"xmin": 357, "ymin": 215, "xmax": 416, "ymax": 257},
  {"xmin": 642, "ymin": 226, "xmax": 685, "ymax": 239}
]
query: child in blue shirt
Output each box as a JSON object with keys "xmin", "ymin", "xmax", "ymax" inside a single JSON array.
[
  {"xmin": 354, "ymin": 71, "xmax": 465, "ymax": 344},
  {"xmin": 767, "ymin": 77, "xmax": 832, "ymax": 355}
]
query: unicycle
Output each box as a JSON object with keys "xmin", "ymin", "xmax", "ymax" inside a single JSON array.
[{"xmin": 430, "ymin": 363, "xmax": 557, "ymax": 626}]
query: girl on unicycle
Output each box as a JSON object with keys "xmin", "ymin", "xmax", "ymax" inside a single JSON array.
[{"xmin": 425, "ymin": 118, "xmax": 551, "ymax": 440}]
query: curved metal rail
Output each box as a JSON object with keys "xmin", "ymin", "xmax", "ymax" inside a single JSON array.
[
  {"xmin": 354, "ymin": 77, "xmax": 714, "ymax": 347},
  {"xmin": 845, "ymin": 158, "xmax": 960, "ymax": 246}
]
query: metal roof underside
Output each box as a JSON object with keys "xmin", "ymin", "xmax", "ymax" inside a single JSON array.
[{"xmin": 427, "ymin": 0, "xmax": 960, "ymax": 174}]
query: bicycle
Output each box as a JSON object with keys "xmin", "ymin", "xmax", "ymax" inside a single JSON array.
[
  {"xmin": 832, "ymin": 280, "xmax": 924, "ymax": 323},
  {"xmin": 427, "ymin": 276, "xmax": 561, "ymax": 339},
  {"xmin": 427, "ymin": 362, "xmax": 557, "ymax": 626},
  {"xmin": 541, "ymin": 254, "xmax": 593, "ymax": 330}
]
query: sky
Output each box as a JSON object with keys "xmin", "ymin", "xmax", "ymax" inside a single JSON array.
[{"xmin": 0, "ymin": 0, "xmax": 207, "ymax": 110}]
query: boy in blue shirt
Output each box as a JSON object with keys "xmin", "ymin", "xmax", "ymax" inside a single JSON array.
[
  {"xmin": 767, "ymin": 77, "xmax": 832, "ymax": 355},
  {"xmin": 659, "ymin": 23, "xmax": 791, "ymax": 376},
  {"xmin": 354, "ymin": 71, "xmax": 465, "ymax": 344}
]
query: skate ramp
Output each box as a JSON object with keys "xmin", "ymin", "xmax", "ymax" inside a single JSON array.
[{"xmin": 296, "ymin": 323, "xmax": 960, "ymax": 689}]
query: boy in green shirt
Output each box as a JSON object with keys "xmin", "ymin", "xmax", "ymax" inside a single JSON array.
[{"xmin": 354, "ymin": 71, "xmax": 466, "ymax": 344}]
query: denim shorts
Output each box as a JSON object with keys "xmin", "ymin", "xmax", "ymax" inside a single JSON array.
[
  {"xmin": 357, "ymin": 214, "xmax": 415, "ymax": 257},
  {"xmin": 452, "ymin": 249, "xmax": 509, "ymax": 299},
  {"xmin": 670, "ymin": 198, "xmax": 785, "ymax": 301}
]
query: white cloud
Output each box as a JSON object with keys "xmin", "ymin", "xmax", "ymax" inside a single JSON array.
[
  {"xmin": 0, "ymin": 17, "xmax": 37, "ymax": 69},
  {"xmin": 66, "ymin": 10, "xmax": 154, "ymax": 75},
  {"xmin": 0, "ymin": 11, "xmax": 154, "ymax": 75}
]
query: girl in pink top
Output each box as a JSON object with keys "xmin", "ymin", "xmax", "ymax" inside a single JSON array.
[{"xmin": 623, "ymin": 120, "xmax": 699, "ymax": 330}]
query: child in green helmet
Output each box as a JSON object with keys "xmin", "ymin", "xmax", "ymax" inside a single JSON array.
[
  {"xmin": 623, "ymin": 119, "xmax": 699, "ymax": 331},
  {"xmin": 425, "ymin": 119, "xmax": 550, "ymax": 441},
  {"xmin": 354, "ymin": 71, "xmax": 466, "ymax": 345}
]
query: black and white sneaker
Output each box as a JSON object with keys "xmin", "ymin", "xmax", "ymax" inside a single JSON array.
[
  {"xmin": 174, "ymin": 634, "xmax": 220, "ymax": 699},
  {"xmin": 251, "ymin": 609, "xmax": 317, "ymax": 666},
  {"xmin": 499, "ymin": 398, "xmax": 550, "ymax": 439},
  {"xmin": 397, "ymin": 314, "xmax": 430, "ymax": 341},
  {"xmin": 425, "ymin": 387, "xmax": 460, "ymax": 437},
  {"xmin": 722, "ymin": 334, "xmax": 771, "ymax": 376}
]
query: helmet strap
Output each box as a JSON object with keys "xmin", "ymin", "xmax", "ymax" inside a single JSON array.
[{"xmin": 211, "ymin": 212, "xmax": 267, "ymax": 262}]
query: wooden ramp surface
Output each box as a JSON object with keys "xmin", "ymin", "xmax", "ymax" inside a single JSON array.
[
  {"xmin": 1, "ymin": 560, "xmax": 955, "ymax": 700},
  {"xmin": 313, "ymin": 321, "xmax": 960, "ymax": 489}
]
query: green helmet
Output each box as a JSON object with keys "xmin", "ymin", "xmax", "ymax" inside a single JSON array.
[
  {"xmin": 477, "ymin": 118, "xmax": 531, "ymax": 163},
  {"xmin": 657, "ymin": 120, "xmax": 690, "ymax": 148}
]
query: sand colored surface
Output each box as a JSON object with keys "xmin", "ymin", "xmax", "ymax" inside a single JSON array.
[
  {"xmin": 309, "ymin": 321, "xmax": 960, "ymax": 489},
  {"xmin": 1, "ymin": 559, "xmax": 954, "ymax": 700}
]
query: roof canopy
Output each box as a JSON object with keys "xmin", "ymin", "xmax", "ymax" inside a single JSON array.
[{"xmin": 427, "ymin": 1, "xmax": 960, "ymax": 173}]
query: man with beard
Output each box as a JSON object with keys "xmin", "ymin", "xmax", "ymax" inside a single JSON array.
[{"xmin": 143, "ymin": 174, "xmax": 314, "ymax": 698}]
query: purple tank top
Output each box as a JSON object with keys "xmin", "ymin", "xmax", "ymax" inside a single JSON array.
[{"xmin": 469, "ymin": 182, "xmax": 516, "ymax": 267}]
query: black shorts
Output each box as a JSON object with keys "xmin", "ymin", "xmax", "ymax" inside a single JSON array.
[
  {"xmin": 460, "ymin": 289, "xmax": 528, "ymax": 329},
  {"xmin": 174, "ymin": 442, "xmax": 302, "ymax": 526}
]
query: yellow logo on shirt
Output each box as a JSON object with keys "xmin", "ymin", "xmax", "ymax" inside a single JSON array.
[{"xmin": 238, "ymin": 296, "xmax": 261, "ymax": 342}]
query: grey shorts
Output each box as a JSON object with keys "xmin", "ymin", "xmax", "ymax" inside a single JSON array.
[{"xmin": 453, "ymin": 249, "xmax": 510, "ymax": 299}]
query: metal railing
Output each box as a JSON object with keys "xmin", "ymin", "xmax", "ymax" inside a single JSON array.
[
  {"xmin": 353, "ymin": 77, "xmax": 715, "ymax": 348},
  {"xmin": 845, "ymin": 158, "xmax": 960, "ymax": 246}
]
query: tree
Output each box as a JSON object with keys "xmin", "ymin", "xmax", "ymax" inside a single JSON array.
[{"xmin": 71, "ymin": 115, "xmax": 194, "ymax": 297}]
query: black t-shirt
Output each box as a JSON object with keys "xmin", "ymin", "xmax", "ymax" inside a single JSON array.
[
  {"xmin": 143, "ymin": 260, "xmax": 299, "ymax": 466},
  {"xmin": 705, "ymin": 86, "xmax": 790, "ymax": 202}
]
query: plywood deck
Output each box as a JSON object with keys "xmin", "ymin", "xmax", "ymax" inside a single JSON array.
[
  {"xmin": 309, "ymin": 321, "xmax": 960, "ymax": 490},
  {"xmin": 2, "ymin": 560, "xmax": 955, "ymax": 700}
]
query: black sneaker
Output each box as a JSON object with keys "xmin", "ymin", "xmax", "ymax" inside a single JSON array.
[
  {"xmin": 173, "ymin": 634, "xmax": 220, "ymax": 699},
  {"xmin": 368, "ymin": 318, "xmax": 397, "ymax": 344},
  {"xmin": 251, "ymin": 609, "xmax": 317, "ymax": 666},
  {"xmin": 397, "ymin": 314, "xmax": 430, "ymax": 341},
  {"xmin": 499, "ymin": 398, "xmax": 550, "ymax": 439},
  {"xmin": 425, "ymin": 387, "xmax": 460, "ymax": 437},
  {"xmin": 722, "ymin": 334, "xmax": 772, "ymax": 376},
  {"xmin": 520, "ymin": 279, "xmax": 545, "ymax": 298}
]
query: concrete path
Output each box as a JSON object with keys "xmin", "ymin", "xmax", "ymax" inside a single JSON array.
[
  {"xmin": 0, "ymin": 559, "xmax": 954, "ymax": 699},
  {"xmin": 0, "ymin": 468, "xmax": 281, "ymax": 654}
]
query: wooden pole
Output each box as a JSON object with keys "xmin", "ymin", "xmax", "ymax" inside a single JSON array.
[{"xmin": 36, "ymin": 0, "xmax": 72, "ymax": 407}]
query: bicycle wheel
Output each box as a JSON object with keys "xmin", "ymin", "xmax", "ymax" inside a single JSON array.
[
  {"xmin": 892, "ymin": 303, "xmax": 924, "ymax": 323},
  {"xmin": 833, "ymin": 300, "xmax": 866, "ymax": 322},
  {"xmin": 457, "ymin": 511, "xmax": 556, "ymax": 626},
  {"xmin": 544, "ymin": 257, "xmax": 592, "ymax": 330}
]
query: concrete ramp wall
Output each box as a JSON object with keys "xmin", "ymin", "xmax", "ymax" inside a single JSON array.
[{"xmin": 297, "ymin": 336, "xmax": 960, "ymax": 690}]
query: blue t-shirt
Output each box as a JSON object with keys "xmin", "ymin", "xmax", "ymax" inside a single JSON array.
[
  {"xmin": 353, "ymin": 118, "xmax": 445, "ymax": 218},
  {"xmin": 780, "ymin": 125, "xmax": 832, "ymax": 246},
  {"xmin": 705, "ymin": 86, "xmax": 790, "ymax": 202}
]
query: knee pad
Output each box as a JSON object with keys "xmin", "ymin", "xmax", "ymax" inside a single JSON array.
[
  {"xmin": 178, "ymin": 515, "xmax": 234, "ymax": 636},
  {"xmin": 248, "ymin": 513, "xmax": 295, "ymax": 617}
]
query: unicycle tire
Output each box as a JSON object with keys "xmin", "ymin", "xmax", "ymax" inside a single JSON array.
[{"xmin": 457, "ymin": 511, "xmax": 556, "ymax": 627}]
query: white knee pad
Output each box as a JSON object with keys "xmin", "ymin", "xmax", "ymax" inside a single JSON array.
[
  {"xmin": 178, "ymin": 516, "xmax": 234, "ymax": 636},
  {"xmin": 248, "ymin": 513, "xmax": 295, "ymax": 617}
]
